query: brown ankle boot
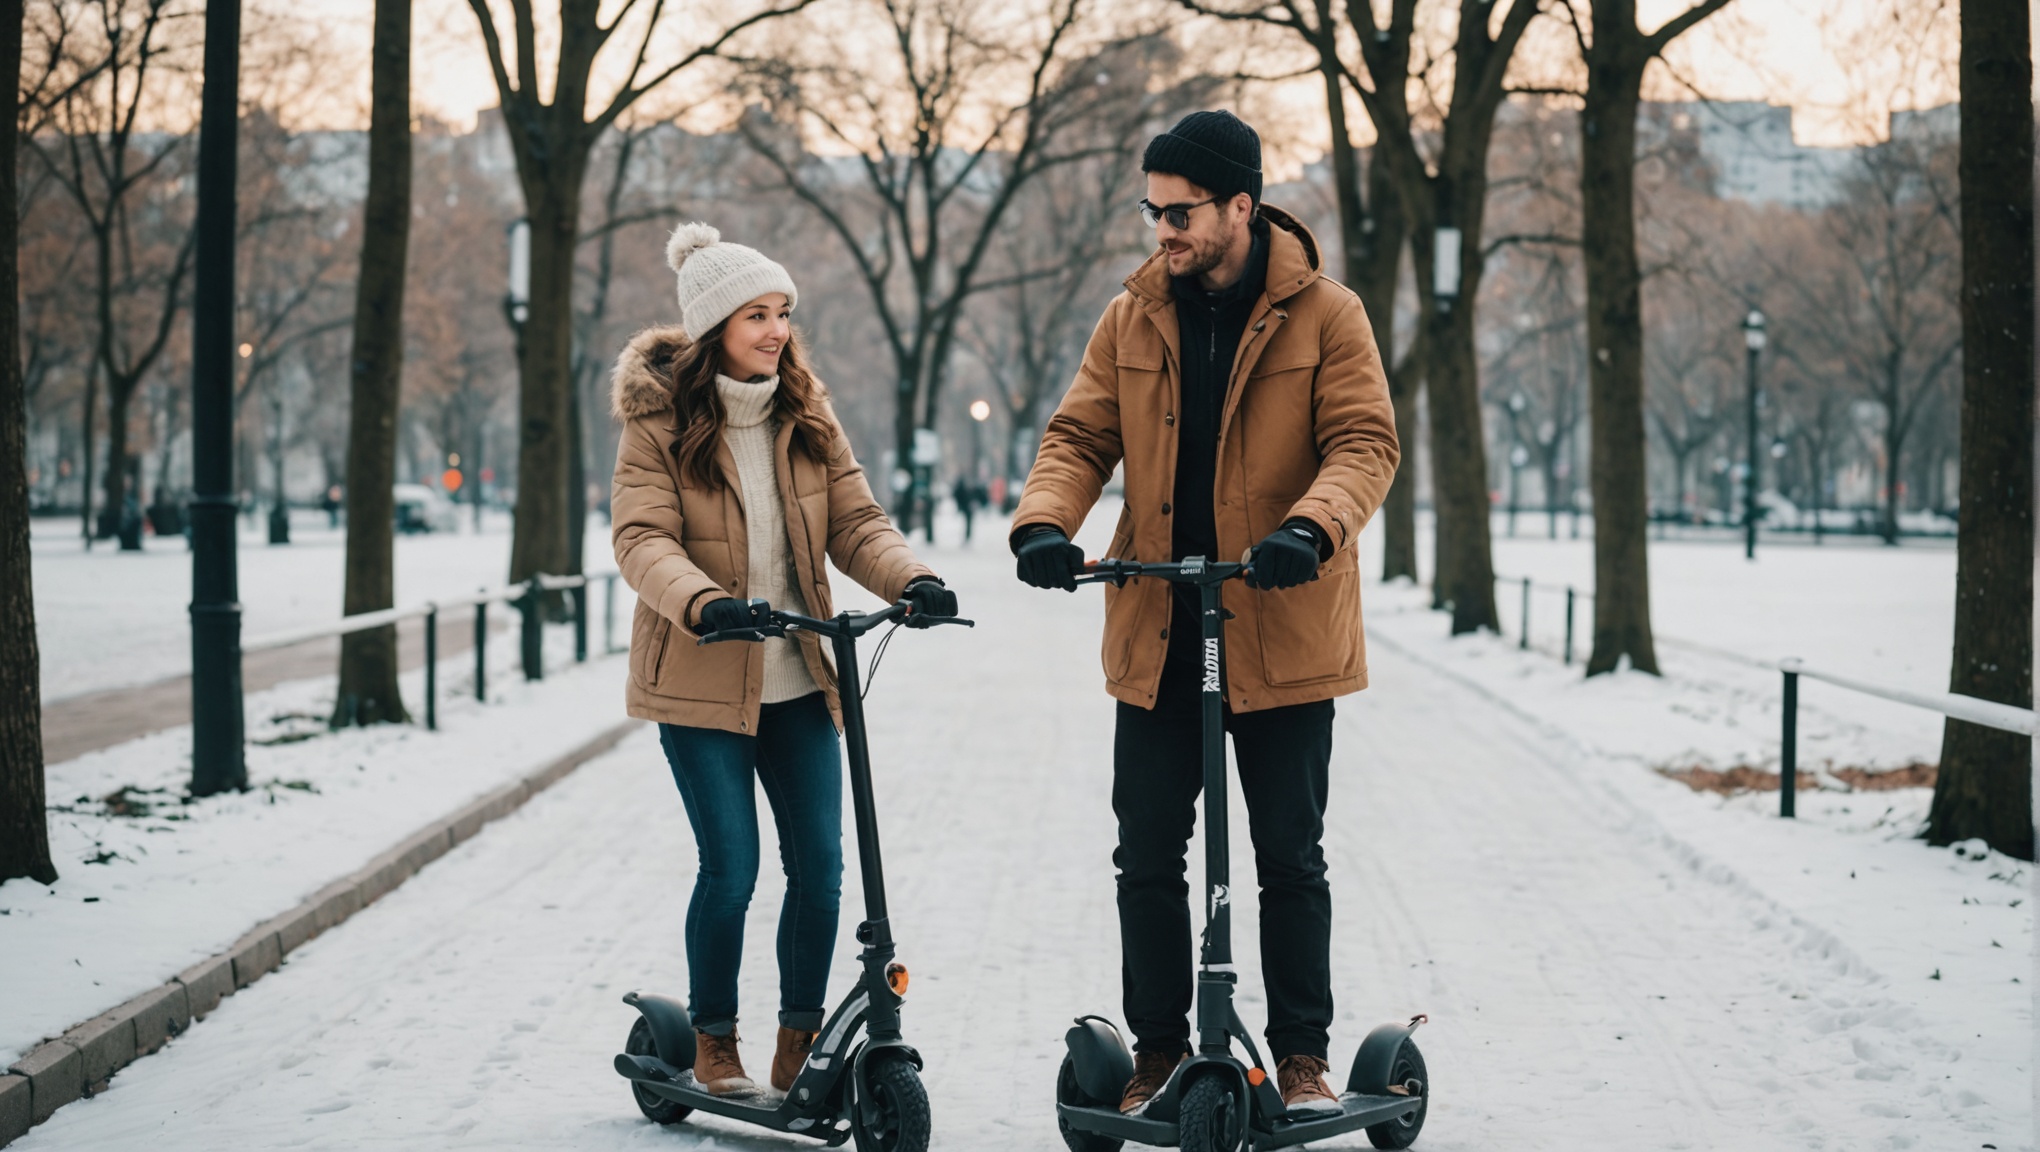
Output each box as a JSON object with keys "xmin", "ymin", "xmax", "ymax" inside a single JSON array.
[
  {"xmin": 1277, "ymin": 1054, "xmax": 1341, "ymax": 1116},
  {"xmin": 692, "ymin": 1029, "xmax": 755, "ymax": 1095},
  {"xmin": 1118, "ymin": 1049, "xmax": 1187, "ymax": 1114},
  {"xmin": 771, "ymin": 1026, "xmax": 818, "ymax": 1092}
]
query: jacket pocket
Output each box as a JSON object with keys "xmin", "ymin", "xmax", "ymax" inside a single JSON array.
[
  {"xmin": 1256, "ymin": 562, "xmax": 1360, "ymax": 686},
  {"xmin": 631, "ymin": 610, "xmax": 673, "ymax": 687},
  {"xmin": 1105, "ymin": 503, "xmax": 1134, "ymax": 561}
]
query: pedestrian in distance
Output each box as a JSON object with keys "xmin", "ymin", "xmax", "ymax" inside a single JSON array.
[
  {"xmin": 1011, "ymin": 110, "xmax": 1400, "ymax": 1117},
  {"xmin": 952, "ymin": 473, "xmax": 982, "ymax": 543},
  {"xmin": 610, "ymin": 223, "xmax": 959, "ymax": 1099}
]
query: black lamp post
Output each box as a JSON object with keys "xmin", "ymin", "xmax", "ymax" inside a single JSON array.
[
  {"xmin": 1505, "ymin": 391, "xmax": 1526, "ymax": 537},
  {"xmin": 189, "ymin": 0, "xmax": 245, "ymax": 796},
  {"xmin": 1741, "ymin": 308, "xmax": 1766, "ymax": 560}
]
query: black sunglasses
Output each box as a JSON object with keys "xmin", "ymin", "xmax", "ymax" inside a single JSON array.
[{"xmin": 1138, "ymin": 196, "xmax": 1221, "ymax": 230}]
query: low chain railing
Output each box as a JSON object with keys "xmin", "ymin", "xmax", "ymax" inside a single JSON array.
[{"xmin": 240, "ymin": 571, "xmax": 626, "ymax": 732}]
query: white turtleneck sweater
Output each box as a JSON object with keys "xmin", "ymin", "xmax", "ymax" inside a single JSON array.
[{"xmin": 716, "ymin": 373, "xmax": 817, "ymax": 704}]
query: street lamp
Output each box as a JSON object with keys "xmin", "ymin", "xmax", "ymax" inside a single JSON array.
[
  {"xmin": 1741, "ymin": 308, "xmax": 1766, "ymax": 559},
  {"xmin": 1505, "ymin": 391, "xmax": 1526, "ymax": 537},
  {"xmin": 1433, "ymin": 226, "xmax": 1463, "ymax": 312},
  {"xmin": 968, "ymin": 399, "xmax": 991, "ymax": 481}
]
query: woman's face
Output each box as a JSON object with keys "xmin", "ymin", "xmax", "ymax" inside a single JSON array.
[{"xmin": 719, "ymin": 293, "xmax": 792, "ymax": 381}]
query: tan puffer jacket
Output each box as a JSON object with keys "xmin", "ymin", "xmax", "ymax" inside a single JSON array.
[
  {"xmin": 1013, "ymin": 205, "xmax": 1399, "ymax": 714},
  {"xmin": 610, "ymin": 326, "xmax": 936, "ymax": 734}
]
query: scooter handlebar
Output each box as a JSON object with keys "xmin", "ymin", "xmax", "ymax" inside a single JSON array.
[{"xmin": 696, "ymin": 598, "xmax": 974, "ymax": 644}]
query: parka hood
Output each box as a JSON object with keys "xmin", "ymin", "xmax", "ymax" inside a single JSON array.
[{"xmin": 610, "ymin": 325, "xmax": 691, "ymax": 421}]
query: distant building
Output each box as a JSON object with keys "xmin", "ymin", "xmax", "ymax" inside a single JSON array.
[{"xmin": 1641, "ymin": 101, "xmax": 1855, "ymax": 210}]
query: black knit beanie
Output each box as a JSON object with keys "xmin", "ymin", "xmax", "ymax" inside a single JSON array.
[{"xmin": 1142, "ymin": 110, "xmax": 1263, "ymax": 206}]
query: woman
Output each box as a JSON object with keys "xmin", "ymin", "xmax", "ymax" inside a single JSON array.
[{"xmin": 610, "ymin": 223, "xmax": 958, "ymax": 1097}]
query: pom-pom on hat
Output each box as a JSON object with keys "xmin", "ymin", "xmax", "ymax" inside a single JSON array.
[{"xmin": 665, "ymin": 222, "xmax": 800, "ymax": 342}]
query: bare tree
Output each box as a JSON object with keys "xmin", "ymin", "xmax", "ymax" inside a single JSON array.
[
  {"xmin": 332, "ymin": 0, "xmax": 411, "ymax": 727},
  {"xmin": 1562, "ymin": 0, "xmax": 1732, "ymax": 674},
  {"xmin": 1, "ymin": 0, "xmax": 57, "ymax": 886},
  {"xmin": 1930, "ymin": 0, "xmax": 2033, "ymax": 860},
  {"xmin": 27, "ymin": 0, "xmax": 198, "ymax": 548},
  {"xmin": 1346, "ymin": 0, "xmax": 1545, "ymax": 634},
  {"xmin": 462, "ymin": 0, "xmax": 815, "ymax": 587},
  {"xmin": 738, "ymin": 0, "xmax": 1165, "ymax": 532}
]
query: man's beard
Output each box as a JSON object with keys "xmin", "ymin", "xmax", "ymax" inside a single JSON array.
[{"xmin": 1173, "ymin": 226, "xmax": 1235, "ymax": 279}]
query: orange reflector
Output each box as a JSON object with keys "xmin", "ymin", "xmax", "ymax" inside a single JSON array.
[
  {"xmin": 886, "ymin": 963, "xmax": 909, "ymax": 996},
  {"xmin": 1247, "ymin": 1067, "xmax": 1266, "ymax": 1086}
]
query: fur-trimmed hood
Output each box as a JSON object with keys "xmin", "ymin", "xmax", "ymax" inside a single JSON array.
[{"xmin": 610, "ymin": 325, "xmax": 691, "ymax": 421}]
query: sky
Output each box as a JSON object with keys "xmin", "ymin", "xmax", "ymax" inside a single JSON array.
[{"xmin": 282, "ymin": 0, "xmax": 1983, "ymax": 151}]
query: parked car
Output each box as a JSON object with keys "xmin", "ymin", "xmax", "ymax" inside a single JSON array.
[{"xmin": 393, "ymin": 484, "xmax": 459, "ymax": 534}]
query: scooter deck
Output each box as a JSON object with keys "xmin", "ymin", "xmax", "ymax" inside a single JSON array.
[
  {"xmin": 616, "ymin": 1055, "xmax": 847, "ymax": 1141},
  {"xmin": 1058, "ymin": 1091, "xmax": 1420, "ymax": 1151}
]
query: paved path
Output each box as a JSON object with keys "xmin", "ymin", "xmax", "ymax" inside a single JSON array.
[
  {"xmin": 41, "ymin": 609, "xmax": 511, "ymax": 764},
  {"xmin": 15, "ymin": 543, "xmax": 2025, "ymax": 1151}
]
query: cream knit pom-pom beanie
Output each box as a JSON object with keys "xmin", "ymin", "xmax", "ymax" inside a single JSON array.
[{"xmin": 665, "ymin": 222, "xmax": 800, "ymax": 341}]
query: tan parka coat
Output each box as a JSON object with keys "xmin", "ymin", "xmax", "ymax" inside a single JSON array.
[
  {"xmin": 610, "ymin": 326, "xmax": 936, "ymax": 735},
  {"xmin": 1012, "ymin": 205, "xmax": 1399, "ymax": 713}
]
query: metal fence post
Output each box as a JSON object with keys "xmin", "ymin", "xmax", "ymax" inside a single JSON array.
[
  {"xmin": 1563, "ymin": 587, "xmax": 1576, "ymax": 666},
  {"xmin": 474, "ymin": 594, "xmax": 488, "ymax": 702},
  {"xmin": 521, "ymin": 578, "xmax": 544, "ymax": 681},
  {"xmin": 604, "ymin": 573, "xmax": 619, "ymax": 655},
  {"xmin": 1780, "ymin": 660, "xmax": 1800, "ymax": 818},
  {"xmin": 424, "ymin": 605, "xmax": 438, "ymax": 731},
  {"xmin": 572, "ymin": 581, "xmax": 588, "ymax": 663},
  {"xmin": 1520, "ymin": 577, "xmax": 1532, "ymax": 650}
]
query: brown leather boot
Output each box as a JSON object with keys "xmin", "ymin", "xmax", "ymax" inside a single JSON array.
[
  {"xmin": 692, "ymin": 1029, "xmax": 755, "ymax": 1095},
  {"xmin": 1277, "ymin": 1054, "xmax": 1342, "ymax": 1116},
  {"xmin": 1118, "ymin": 1049, "xmax": 1187, "ymax": 1114},
  {"xmin": 771, "ymin": 1026, "xmax": 817, "ymax": 1092}
]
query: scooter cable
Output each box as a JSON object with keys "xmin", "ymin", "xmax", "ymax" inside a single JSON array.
[{"xmin": 860, "ymin": 619, "xmax": 907, "ymax": 701}]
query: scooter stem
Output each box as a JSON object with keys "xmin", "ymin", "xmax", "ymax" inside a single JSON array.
[
  {"xmin": 1196, "ymin": 567, "xmax": 1235, "ymax": 1054},
  {"xmin": 833, "ymin": 626, "xmax": 889, "ymax": 924}
]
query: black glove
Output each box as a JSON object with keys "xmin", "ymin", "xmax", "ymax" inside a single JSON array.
[
  {"xmin": 1015, "ymin": 528, "xmax": 1085, "ymax": 592},
  {"xmin": 1245, "ymin": 522, "xmax": 1323, "ymax": 590},
  {"xmin": 902, "ymin": 577, "xmax": 958, "ymax": 624},
  {"xmin": 697, "ymin": 596, "xmax": 770, "ymax": 635}
]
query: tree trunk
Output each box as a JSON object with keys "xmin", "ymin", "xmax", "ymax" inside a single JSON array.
[
  {"xmin": 1356, "ymin": 154, "xmax": 1415, "ymax": 583},
  {"xmin": 1929, "ymin": 0, "xmax": 2033, "ymax": 860},
  {"xmin": 0, "ymin": 0, "xmax": 56, "ymax": 885},
  {"xmin": 79, "ymin": 360, "xmax": 96, "ymax": 544},
  {"xmin": 1881, "ymin": 412, "xmax": 1903, "ymax": 544},
  {"xmin": 100, "ymin": 379, "xmax": 135, "ymax": 539},
  {"xmin": 509, "ymin": 171, "xmax": 584, "ymax": 588},
  {"xmin": 1381, "ymin": 355, "xmax": 1422, "ymax": 582},
  {"xmin": 1421, "ymin": 178, "xmax": 1498, "ymax": 634},
  {"xmin": 1580, "ymin": 47, "xmax": 1661, "ymax": 675},
  {"xmin": 332, "ymin": 0, "xmax": 412, "ymax": 728}
]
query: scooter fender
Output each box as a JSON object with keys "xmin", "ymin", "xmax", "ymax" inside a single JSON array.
[
  {"xmin": 1145, "ymin": 1053, "xmax": 1247, "ymax": 1124},
  {"xmin": 853, "ymin": 1037, "xmax": 924, "ymax": 1074},
  {"xmin": 621, "ymin": 991, "xmax": 696, "ymax": 1070},
  {"xmin": 1062, "ymin": 1016, "xmax": 1134, "ymax": 1105},
  {"xmin": 1347, "ymin": 1020, "xmax": 1418, "ymax": 1096}
]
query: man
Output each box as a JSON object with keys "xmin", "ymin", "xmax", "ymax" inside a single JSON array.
[{"xmin": 1010, "ymin": 110, "xmax": 1398, "ymax": 1117}]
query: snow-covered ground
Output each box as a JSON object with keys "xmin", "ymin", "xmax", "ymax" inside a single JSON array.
[
  {"xmin": 12, "ymin": 504, "xmax": 2029, "ymax": 1151},
  {"xmin": 28, "ymin": 510, "xmax": 609, "ymax": 702},
  {"xmin": 0, "ymin": 623, "xmax": 633, "ymax": 1069}
]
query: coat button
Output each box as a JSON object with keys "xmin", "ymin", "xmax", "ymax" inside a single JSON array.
[
  {"xmin": 739, "ymin": 721, "xmax": 748, "ymax": 731},
  {"xmin": 1161, "ymin": 503, "xmax": 1171, "ymax": 515},
  {"xmin": 1165, "ymin": 413, "xmax": 1175, "ymax": 426},
  {"xmin": 1160, "ymin": 628, "xmax": 1169, "ymax": 639}
]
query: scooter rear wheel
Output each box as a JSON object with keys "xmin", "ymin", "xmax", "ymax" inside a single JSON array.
[
  {"xmin": 1055, "ymin": 1055, "xmax": 1124, "ymax": 1152},
  {"xmin": 851, "ymin": 1058, "xmax": 931, "ymax": 1152},
  {"xmin": 1363, "ymin": 1038, "xmax": 1427, "ymax": 1149},
  {"xmin": 624, "ymin": 1016, "xmax": 692, "ymax": 1126},
  {"xmin": 1177, "ymin": 1074, "xmax": 1246, "ymax": 1152}
]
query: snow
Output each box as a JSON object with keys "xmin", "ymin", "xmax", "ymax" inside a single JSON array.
[
  {"xmin": 0, "ymin": 623, "xmax": 634, "ymax": 1069},
  {"xmin": 29, "ymin": 510, "xmax": 552, "ymax": 702},
  {"xmin": 10, "ymin": 502, "xmax": 2029, "ymax": 1151}
]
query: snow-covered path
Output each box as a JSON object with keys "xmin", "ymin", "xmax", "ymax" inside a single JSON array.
[{"xmin": 18, "ymin": 514, "xmax": 2029, "ymax": 1151}]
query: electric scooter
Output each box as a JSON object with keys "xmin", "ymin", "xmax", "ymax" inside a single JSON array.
[
  {"xmin": 1054, "ymin": 557, "xmax": 1429, "ymax": 1152},
  {"xmin": 611, "ymin": 596, "xmax": 971, "ymax": 1152}
]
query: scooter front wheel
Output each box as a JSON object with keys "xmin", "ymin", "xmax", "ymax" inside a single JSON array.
[
  {"xmin": 852, "ymin": 1058, "xmax": 931, "ymax": 1152},
  {"xmin": 624, "ymin": 1016, "xmax": 692, "ymax": 1126},
  {"xmin": 1177, "ymin": 1074, "xmax": 1246, "ymax": 1152}
]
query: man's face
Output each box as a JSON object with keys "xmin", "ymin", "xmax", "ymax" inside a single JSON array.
[{"xmin": 1146, "ymin": 172, "xmax": 1247, "ymax": 279}]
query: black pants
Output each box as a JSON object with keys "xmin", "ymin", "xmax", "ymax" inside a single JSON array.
[{"xmin": 1113, "ymin": 651, "xmax": 1334, "ymax": 1063}]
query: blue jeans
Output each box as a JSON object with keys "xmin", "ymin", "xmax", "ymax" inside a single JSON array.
[{"xmin": 658, "ymin": 692, "xmax": 844, "ymax": 1035}]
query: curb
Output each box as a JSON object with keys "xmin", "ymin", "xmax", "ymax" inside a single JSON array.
[{"xmin": 0, "ymin": 719, "xmax": 643, "ymax": 1147}]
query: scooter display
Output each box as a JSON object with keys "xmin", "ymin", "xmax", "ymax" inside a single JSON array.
[
  {"xmin": 611, "ymin": 596, "xmax": 970, "ymax": 1152},
  {"xmin": 1053, "ymin": 557, "xmax": 1429, "ymax": 1152}
]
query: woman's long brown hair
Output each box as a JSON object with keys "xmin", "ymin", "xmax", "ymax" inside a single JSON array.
[{"xmin": 666, "ymin": 321, "xmax": 837, "ymax": 488}]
